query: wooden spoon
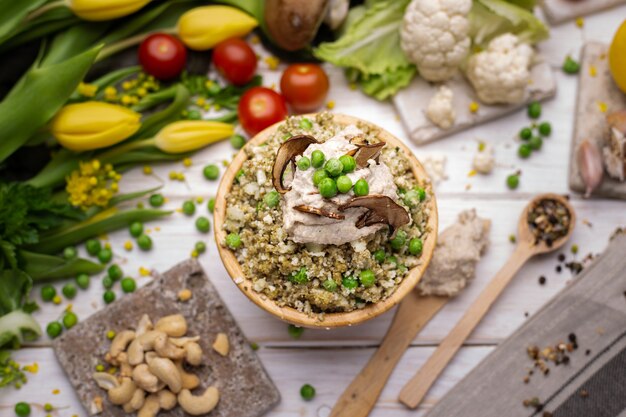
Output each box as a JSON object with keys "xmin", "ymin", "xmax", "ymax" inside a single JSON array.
[{"xmin": 398, "ymin": 193, "xmax": 575, "ymax": 409}]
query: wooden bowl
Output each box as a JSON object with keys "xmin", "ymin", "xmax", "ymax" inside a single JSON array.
[{"xmin": 214, "ymin": 114, "xmax": 438, "ymax": 328}]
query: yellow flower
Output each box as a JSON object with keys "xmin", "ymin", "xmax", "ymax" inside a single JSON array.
[
  {"xmin": 66, "ymin": 159, "xmax": 120, "ymax": 209},
  {"xmin": 177, "ymin": 6, "xmax": 258, "ymax": 50},
  {"xmin": 77, "ymin": 82, "xmax": 98, "ymax": 97},
  {"xmin": 154, "ymin": 120, "xmax": 234, "ymax": 154},
  {"xmin": 51, "ymin": 101, "xmax": 141, "ymax": 151},
  {"xmin": 68, "ymin": 0, "xmax": 151, "ymax": 21}
]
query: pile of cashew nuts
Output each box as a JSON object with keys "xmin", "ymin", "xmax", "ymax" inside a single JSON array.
[{"xmin": 92, "ymin": 314, "xmax": 230, "ymax": 416}]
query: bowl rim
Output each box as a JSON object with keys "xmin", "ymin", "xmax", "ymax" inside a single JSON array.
[{"xmin": 213, "ymin": 113, "xmax": 438, "ymax": 328}]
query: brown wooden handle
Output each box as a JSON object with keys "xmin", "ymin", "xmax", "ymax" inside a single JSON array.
[
  {"xmin": 398, "ymin": 245, "xmax": 532, "ymax": 409},
  {"xmin": 330, "ymin": 292, "xmax": 448, "ymax": 417}
]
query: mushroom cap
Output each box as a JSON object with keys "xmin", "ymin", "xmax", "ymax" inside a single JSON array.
[
  {"xmin": 338, "ymin": 195, "xmax": 410, "ymax": 236},
  {"xmin": 272, "ymin": 134, "xmax": 319, "ymax": 194},
  {"xmin": 264, "ymin": 0, "xmax": 329, "ymax": 51}
]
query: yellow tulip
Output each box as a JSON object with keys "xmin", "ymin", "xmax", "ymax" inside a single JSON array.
[
  {"xmin": 51, "ymin": 102, "xmax": 141, "ymax": 152},
  {"xmin": 154, "ymin": 120, "xmax": 234, "ymax": 153},
  {"xmin": 177, "ymin": 6, "xmax": 258, "ymax": 51},
  {"xmin": 67, "ymin": 0, "xmax": 151, "ymax": 21}
]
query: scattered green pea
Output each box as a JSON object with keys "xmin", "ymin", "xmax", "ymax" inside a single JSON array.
[
  {"xmin": 149, "ymin": 194, "xmax": 164, "ymax": 207},
  {"xmin": 506, "ymin": 173, "xmax": 520, "ymax": 189},
  {"xmin": 342, "ymin": 276, "xmax": 358, "ymax": 289},
  {"xmin": 322, "ymin": 279, "xmax": 337, "ymax": 292},
  {"xmin": 97, "ymin": 248, "xmax": 113, "ymax": 264},
  {"xmin": 137, "ymin": 234, "xmax": 152, "ymax": 251},
  {"xmin": 339, "ymin": 155, "xmax": 356, "ymax": 173},
  {"xmin": 14, "ymin": 402, "xmax": 30, "ymax": 417},
  {"xmin": 527, "ymin": 101, "xmax": 542, "ymax": 119},
  {"xmin": 182, "ymin": 200, "xmax": 196, "ymax": 216},
  {"xmin": 324, "ymin": 158, "xmax": 344, "ymax": 177},
  {"xmin": 108, "ymin": 264, "xmax": 123, "ymax": 281},
  {"xmin": 538, "ymin": 122, "xmax": 552, "ymax": 137},
  {"xmin": 62, "ymin": 311, "xmax": 78, "ymax": 329},
  {"xmin": 196, "ymin": 216, "xmax": 211, "ymax": 233},
  {"xmin": 129, "ymin": 221, "xmax": 143, "ymax": 237},
  {"xmin": 41, "ymin": 285, "xmax": 56, "ymax": 302},
  {"xmin": 312, "ymin": 169, "xmax": 328, "ymax": 186},
  {"xmin": 46, "ymin": 322, "xmax": 62, "ymax": 339},
  {"xmin": 207, "ymin": 197, "xmax": 216, "ymax": 213},
  {"xmin": 230, "ymin": 133, "xmax": 246, "ymax": 149},
  {"xmin": 62, "ymin": 283, "xmax": 77, "ymax": 300},
  {"xmin": 235, "ymin": 169, "xmax": 245, "ymax": 183},
  {"xmin": 373, "ymin": 249, "xmax": 386, "ymax": 263},
  {"xmin": 250, "ymin": 342, "xmax": 259, "ymax": 350},
  {"xmin": 102, "ymin": 276, "xmax": 114, "ymax": 289},
  {"xmin": 103, "ymin": 290, "xmax": 116, "ymax": 304},
  {"xmin": 121, "ymin": 278, "xmax": 136, "ymax": 293},
  {"xmin": 354, "ymin": 179, "xmax": 369, "ymax": 196},
  {"xmin": 75, "ymin": 273, "xmax": 90, "ymax": 290},
  {"xmin": 571, "ymin": 244, "xmax": 579, "ymax": 254},
  {"xmin": 386, "ymin": 255, "xmax": 398, "ymax": 267},
  {"xmin": 509, "ymin": 234, "xmax": 517, "ymax": 243},
  {"xmin": 519, "ymin": 127, "xmax": 532, "ymax": 141},
  {"xmin": 203, "ymin": 164, "xmax": 220, "ymax": 180},
  {"xmin": 195, "ymin": 241, "xmax": 206, "ymax": 253},
  {"xmin": 529, "ymin": 136, "xmax": 543, "ymax": 150},
  {"xmin": 225, "ymin": 233, "xmax": 242, "ymax": 249},
  {"xmin": 311, "ymin": 150, "xmax": 325, "ymax": 168},
  {"xmin": 336, "ymin": 175, "xmax": 352, "ymax": 194},
  {"xmin": 299, "ymin": 118, "xmax": 313, "ymax": 129},
  {"xmin": 85, "ymin": 239, "xmax": 101, "ymax": 256},
  {"xmin": 318, "ymin": 178, "xmax": 338, "ymax": 198},
  {"xmin": 289, "ymin": 267, "xmax": 309, "ymax": 284},
  {"xmin": 264, "ymin": 190, "xmax": 280, "ymax": 208},
  {"xmin": 562, "ymin": 56, "xmax": 580, "ymax": 74},
  {"xmin": 63, "ymin": 246, "xmax": 77, "ymax": 260},
  {"xmin": 518, "ymin": 143, "xmax": 532, "ymax": 158},
  {"xmin": 300, "ymin": 384, "xmax": 316, "ymax": 401},
  {"xmin": 360, "ymin": 269, "xmax": 376, "ymax": 288},
  {"xmin": 390, "ymin": 230, "xmax": 407, "ymax": 251},
  {"xmin": 297, "ymin": 156, "xmax": 311, "ymax": 171}
]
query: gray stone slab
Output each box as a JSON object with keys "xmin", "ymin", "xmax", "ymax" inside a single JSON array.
[
  {"xmin": 53, "ymin": 259, "xmax": 280, "ymax": 417},
  {"xmin": 541, "ymin": 0, "xmax": 626, "ymax": 25}
]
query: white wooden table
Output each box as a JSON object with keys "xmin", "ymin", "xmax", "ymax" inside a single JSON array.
[{"xmin": 2, "ymin": 7, "xmax": 626, "ymax": 417}]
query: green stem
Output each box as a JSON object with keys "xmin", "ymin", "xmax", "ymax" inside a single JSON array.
[
  {"xmin": 131, "ymin": 85, "xmax": 178, "ymax": 112},
  {"xmin": 97, "ymin": 27, "xmax": 177, "ymax": 62},
  {"xmin": 98, "ymin": 138, "xmax": 156, "ymax": 162},
  {"xmin": 26, "ymin": 0, "xmax": 66, "ymax": 22}
]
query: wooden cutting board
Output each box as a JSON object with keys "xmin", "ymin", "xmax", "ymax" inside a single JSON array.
[
  {"xmin": 541, "ymin": 0, "xmax": 626, "ymax": 25},
  {"xmin": 568, "ymin": 41, "xmax": 626, "ymax": 199},
  {"xmin": 53, "ymin": 259, "xmax": 280, "ymax": 417}
]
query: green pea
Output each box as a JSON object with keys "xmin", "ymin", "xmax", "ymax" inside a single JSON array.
[
  {"xmin": 538, "ymin": 122, "xmax": 552, "ymax": 137},
  {"xmin": 14, "ymin": 402, "xmax": 31, "ymax": 417},
  {"xmin": 85, "ymin": 239, "xmax": 102, "ymax": 256},
  {"xmin": 322, "ymin": 279, "xmax": 337, "ymax": 292},
  {"xmin": 386, "ymin": 256, "xmax": 398, "ymax": 267},
  {"xmin": 129, "ymin": 222, "xmax": 143, "ymax": 237},
  {"xmin": 187, "ymin": 110, "xmax": 201, "ymax": 120},
  {"xmin": 339, "ymin": 155, "xmax": 356, "ymax": 173},
  {"xmin": 312, "ymin": 169, "xmax": 328, "ymax": 186},
  {"xmin": 300, "ymin": 384, "xmax": 316, "ymax": 401},
  {"xmin": 324, "ymin": 158, "xmax": 343, "ymax": 177},
  {"xmin": 75, "ymin": 274, "xmax": 90, "ymax": 290},
  {"xmin": 529, "ymin": 136, "xmax": 543, "ymax": 150},
  {"xmin": 519, "ymin": 127, "xmax": 532, "ymax": 141},
  {"xmin": 195, "ymin": 241, "xmax": 206, "ymax": 253},
  {"xmin": 562, "ymin": 56, "xmax": 580, "ymax": 74},
  {"xmin": 336, "ymin": 175, "xmax": 352, "ymax": 194},
  {"xmin": 415, "ymin": 187, "xmax": 426, "ymax": 202},
  {"xmin": 289, "ymin": 267, "xmax": 308, "ymax": 284},
  {"xmin": 41, "ymin": 285, "xmax": 56, "ymax": 302},
  {"xmin": 182, "ymin": 200, "xmax": 196, "ymax": 216},
  {"xmin": 299, "ymin": 118, "xmax": 313, "ymax": 130},
  {"xmin": 264, "ymin": 190, "xmax": 280, "ymax": 208},
  {"xmin": 409, "ymin": 238, "xmax": 423, "ymax": 255},
  {"xmin": 390, "ymin": 230, "xmax": 407, "ymax": 251},
  {"xmin": 207, "ymin": 197, "xmax": 216, "ymax": 213},
  {"xmin": 121, "ymin": 277, "xmax": 136, "ymax": 293},
  {"xmin": 103, "ymin": 290, "xmax": 116, "ymax": 304},
  {"xmin": 97, "ymin": 248, "xmax": 113, "ymax": 264},
  {"xmin": 311, "ymin": 150, "xmax": 325, "ymax": 168},
  {"xmin": 235, "ymin": 169, "xmax": 245, "ymax": 183},
  {"xmin": 203, "ymin": 164, "xmax": 220, "ymax": 180},
  {"xmin": 196, "ymin": 216, "xmax": 211, "ymax": 233},
  {"xmin": 506, "ymin": 174, "xmax": 520, "ymax": 189},
  {"xmin": 43, "ymin": 404, "xmax": 53, "ymax": 412},
  {"xmin": 360, "ymin": 269, "xmax": 376, "ymax": 288},
  {"xmin": 137, "ymin": 234, "xmax": 152, "ymax": 251},
  {"xmin": 63, "ymin": 246, "xmax": 77, "ymax": 260},
  {"xmin": 402, "ymin": 189, "xmax": 423, "ymax": 207},
  {"xmin": 342, "ymin": 276, "xmax": 358, "ymax": 289},
  {"xmin": 527, "ymin": 101, "xmax": 541, "ymax": 119},
  {"xmin": 62, "ymin": 284, "xmax": 77, "ymax": 300},
  {"xmin": 102, "ymin": 276, "xmax": 114, "ymax": 289},
  {"xmin": 230, "ymin": 133, "xmax": 246, "ymax": 149},
  {"xmin": 149, "ymin": 194, "xmax": 164, "ymax": 207},
  {"xmin": 225, "ymin": 233, "xmax": 242, "ymax": 249},
  {"xmin": 318, "ymin": 178, "xmax": 338, "ymax": 198},
  {"xmin": 398, "ymin": 264, "xmax": 408, "ymax": 274},
  {"xmin": 297, "ymin": 156, "xmax": 311, "ymax": 171},
  {"xmin": 288, "ymin": 324, "xmax": 304, "ymax": 339},
  {"xmin": 46, "ymin": 322, "xmax": 62, "ymax": 339},
  {"xmin": 108, "ymin": 264, "xmax": 123, "ymax": 281},
  {"xmin": 373, "ymin": 249, "xmax": 386, "ymax": 263},
  {"xmin": 62, "ymin": 312, "xmax": 78, "ymax": 329},
  {"xmin": 518, "ymin": 143, "xmax": 532, "ymax": 158},
  {"xmin": 354, "ymin": 179, "xmax": 369, "ymax": 196}
]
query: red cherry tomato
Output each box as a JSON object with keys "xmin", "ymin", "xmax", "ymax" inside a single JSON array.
[
  {"xmin": 138, "ymin": 33, "xmax": 187, "ymax": 80},
  {"xmin": 238, "ymin": 87, "xmax": 288, "ymax": 136},
  {"xmin": 280, "ymin": 63, "xmax": 329, "ymax": 113},
  {"xmin": 212, "ymin": 38, "xmax": 257, "ymax": 86}
]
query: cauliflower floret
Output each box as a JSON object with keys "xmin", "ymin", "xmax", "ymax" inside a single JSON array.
[
  {"xmin": 401, "ymin": 0, "xmax": 472, "ymax": 82},
  {"xmin": 466, "ymin": 33, "xmax": 535, "ymax": 105},
  {"xmin": 426, "ymin": 86, "xmax": 456, "ymax": 129},
  {"xmin": 472, "ymin": 144, "xmax": 495, "ymax": 174}
]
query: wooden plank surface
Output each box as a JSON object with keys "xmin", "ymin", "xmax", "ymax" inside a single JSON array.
[
  {"xmin": 1, "ymin": 6, "xmax": 625, "ymax": 417},
  {"xmin": 541, "ymin": 0, "xmax": 626, "ymax": 25}
]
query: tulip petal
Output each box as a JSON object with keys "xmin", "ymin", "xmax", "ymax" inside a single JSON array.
[
  {"xmin": 68, "ymin": 0, "xmax": 151, "ymax": 21},
  {"xmin": 154, "ymin": 120, "xmax": 234, "ymax": 153},
  {"xmin": 177, "ymin": 6, "xmax": 258, "ymax": 50}
]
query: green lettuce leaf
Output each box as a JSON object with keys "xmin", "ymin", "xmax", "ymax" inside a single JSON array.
[
  {"xmin": 349, "ymin": 65, "xmax": 417, "ymax": 101},
  {"xmin": 470, "ymin": 0, "xmax": 549, "ymax": 47},
  {"xmin": 0, "ymin": 310, "xmax": 41, "ymax": 349}
]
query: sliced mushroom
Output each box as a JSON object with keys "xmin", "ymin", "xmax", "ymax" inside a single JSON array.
[
  {"xmin": 338, "ymin": 195, "xmax": 410, "ymax": 236},
  {"xmin": 294, "ymin": 205, "xmax": 345, "ymax": 220},
  {"xmin": 264, "ymin": 0, "xmax": 329, "ymax": 51},
  {"xmin": 347, "ymin": 137, "xmax": 386, "ymax": 168},
  {"xmin": 272, "ymin": 134, "xmax": 319, "ymax": 194},
  {"xmin": 607, "ymin": 110, "xmax": 626, "ymax": 134}
]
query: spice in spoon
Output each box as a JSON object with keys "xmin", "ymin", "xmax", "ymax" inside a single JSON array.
[{"xmin": 527, "ymin": 198, "xmax": 571, "ymax": 247}]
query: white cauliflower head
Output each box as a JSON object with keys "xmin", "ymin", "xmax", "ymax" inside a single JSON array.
[
  {"xmin": 426, "ymin": 85, "xmax": 456, "ymax": 129},
  {"xmin": 466, "ymin": 33, "xmax": 535, "ymax": 105},
  {"xmin": 401, "ymin": 0, "xmax": 472, "ymax": 82}
]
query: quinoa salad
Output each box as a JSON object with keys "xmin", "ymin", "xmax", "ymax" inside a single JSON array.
[{"xmin": 222, "ymin": 113, "xmax": 433, "ymax": 316}]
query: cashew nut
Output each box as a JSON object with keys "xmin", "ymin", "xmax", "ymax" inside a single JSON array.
[
  {"xmin": 212, "ymin": 333, "xmax": 230, "ymax": 356},
  {"xmin": 155, "ymin": 314, "xmax": 188, "ymax": 337},
  {"xmin": 154, "ymin": 333, "xmax": 186, "ymax": 360},
  {"xmin": 123, "ymin": 388, "xmax": 145, "ymax": 412},
  {"xmin": 108, "ymin": 377, "xmax": 137, "ymax": 405},
  {"xmin": 109, "ymin": 330, "xmax": 136, "ymax": 358},
  {"xmin": 132, "ymin": 364, "xmax": 160, "ymax": 393},
  {"xmin": 137, "ymin": 394, "xmax": 160, "ymax": 417},
  {"xmin": 158, "ymin": 389, "xmax": 177, "ymax": 410},
  {"xmin": 175, "ymin": 360, "xmax": 200, "ymax": 390},
  {"xmin": 178, "ymin": 386, "xmax": 220, "ymax": 415},
  {"xmin": 128, "ymin": 330, "xmax": 167, "ymax": 365},
  {"xmin": 90, "ymin": 396, "xmax": 103, "ymax": 414},
  {"xmin": 136, "ymin": 314, "xmax": 153, "ymax": 337},
  {"xmin": 184, "ymin": 342, "xmax": 203, "ymax": 365},
  {"xmin": 92, "ymin": 372, "xmax": 119, "ymax": 390},
  {"xmin": 169, "ymin": 336, "xmax": 200, "ymax": 347},
  {"xmin": 146, "ymin": 355, "xmax": 182, "ymax": 393},
  {"xmin": 116, "ymin": 352, "xmax": 133, "ymax": 377}
]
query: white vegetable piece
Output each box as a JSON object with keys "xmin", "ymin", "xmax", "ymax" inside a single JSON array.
[
  {"xmin": 426, "ymin": 86, "xmax": 456, "ymax": 129},
  {"xmin": 466, "ymin": 33, "xmax": 534, "ymax": 105},
  {"xmin": 401, "ymin": 0, "xmax": 472, "ymax": 82},
  {"xmin": 472, "ymin": 144, "xmax": 495, "ymax": 174}
]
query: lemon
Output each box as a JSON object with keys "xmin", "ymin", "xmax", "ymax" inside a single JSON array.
[{"xmin": 609, "ymin": 19, "xmax": 626, "ymax": 94}]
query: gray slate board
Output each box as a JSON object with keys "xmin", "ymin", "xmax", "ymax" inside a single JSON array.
[
  {"xmin": 53, "ymin": 259, "xmax": 280, "ymax": 417},
  {"xmin": 541, "ymin": 0, "xmax": 626, "ymax": 25},
  {"xmin": 425, "ymin": 231, "xmax": 626, "ymax": 417},
  {"xmin": 568, "ymin": 41, "xmax": 626, "ymax": 199}
]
